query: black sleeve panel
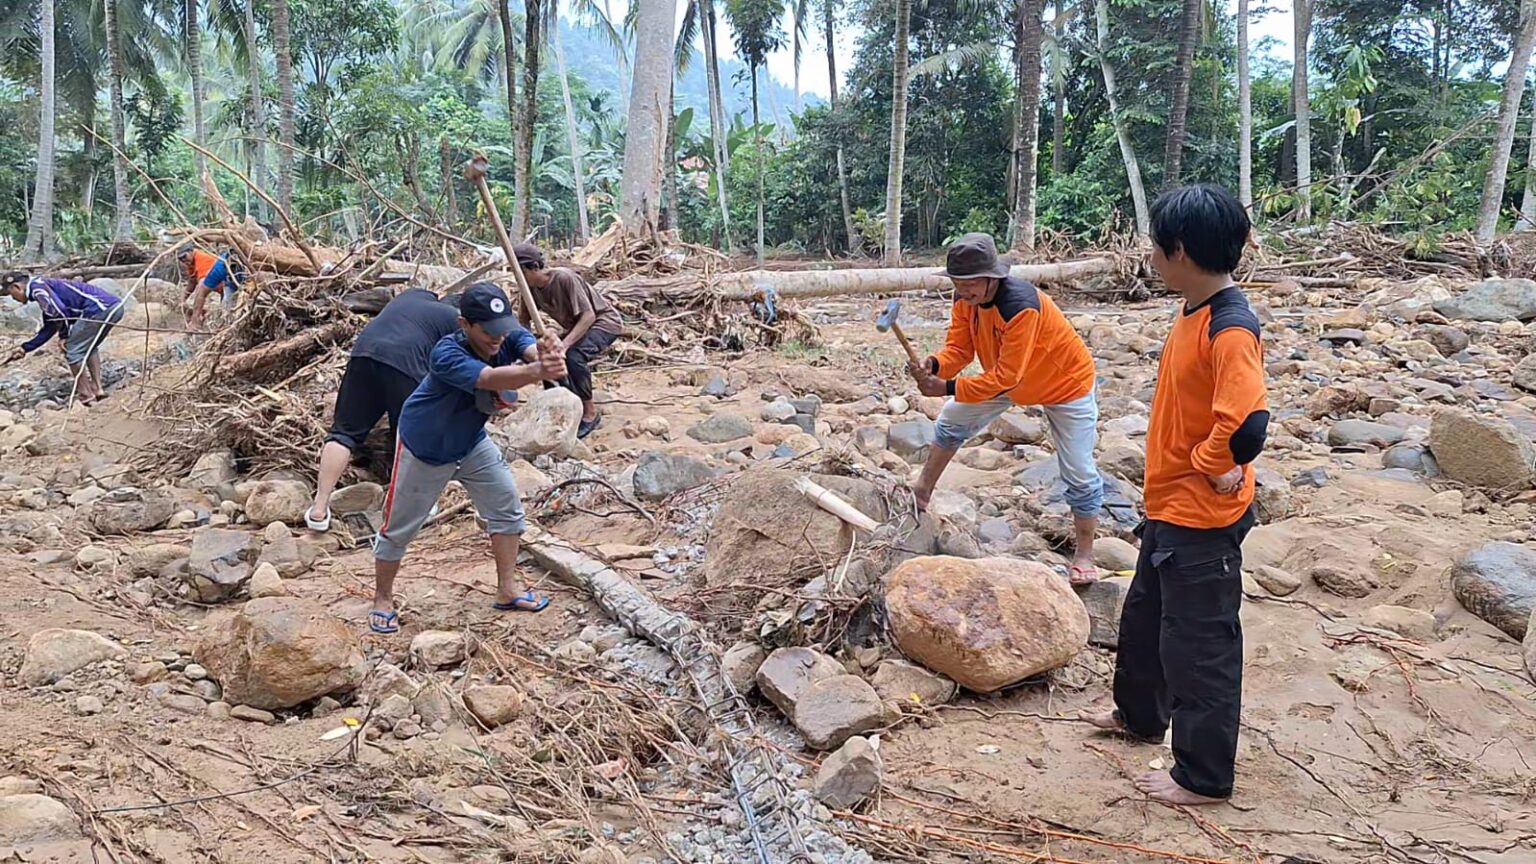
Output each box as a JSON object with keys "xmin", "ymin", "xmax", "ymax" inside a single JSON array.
[{"xmin": 1230, "ymin": 409, "xmax": 1269, "ymax": 465}]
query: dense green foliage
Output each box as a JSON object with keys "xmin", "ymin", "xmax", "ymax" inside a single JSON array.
[{"xmin": 0, "ymin": 0, "xmax": 1532, "ymax": 256}]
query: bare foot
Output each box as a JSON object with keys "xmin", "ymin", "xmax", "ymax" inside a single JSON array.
[
  {"xmin": 911, "ymin": 484, "xmax": 932, "ymax": 511},
  {"xmin": 1134, "ymin": 771, "xmax": 1227, "ymax": 805},
  {"xmin": 1069, "ymin": 558, "xmax": 1100, "ymax": 585},
  {"xmin": 1080, "ymin": 708, "xmax": 1121, "ymax": 730}
]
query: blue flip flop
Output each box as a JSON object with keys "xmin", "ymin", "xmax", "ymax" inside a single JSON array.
[
  {"xmin": 369, "ymin": 610, "xmax": 400, "ymax": 634},
  {"xmin": 493, "ymin": 590, "xmax": 550, "ymax": 613}
]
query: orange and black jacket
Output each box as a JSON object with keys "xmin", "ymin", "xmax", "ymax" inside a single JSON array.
[
  {"xmin": 926, "ymin": 277, "xmax": 1096, "ymax": 407},
  {"xmin": 1145, "ymin": 286, "xmax": 1269, "ymax": 530}
]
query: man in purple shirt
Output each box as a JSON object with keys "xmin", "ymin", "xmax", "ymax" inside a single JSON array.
[{"xmin": 3, "ymin": 271, "xmax": 125, "ymax": 405}]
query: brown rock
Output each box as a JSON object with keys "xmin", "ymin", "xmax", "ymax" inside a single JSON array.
[
  {"xmin": 1362, "ymin": 605, "xmax": 1436, "ymax": 641},
  {"xmin": 0, "ymin": 794, "xmax": 82, "ymax": 844},
  {"xmin": 987, "ymin": 413, "xmax": 1045, "ymax": 445},
  {"xmin": 19, "ymin": 629, "xmax": 127, "ymax": 687},
  {"xmin": 721, "ymin": 641, "xmax": 767, "ymax": 695},
  {"xmin": 790, "ymin": 675, "xmax": 884, "ymax": 750},
  {"xmin": 1524, "ymin": 609, "xmax": 1536, "ymax": 685},
  {"xmin": 884, "ymin": 556, "xmax": 1090, "ymax": 692},
  {"xmin": 704, "ymin": 472, "xmax": 887, "ymax": 590},
  {"xmin": 869, "ymin": 659, "xmax": 956, "ymax": 707},
  {"xmin": 1252, "ymin": 565, "xmax": 1301, "ymax": 596},
  {"xmin": 248, "ymin": 562, "xmax": 288, "ymax": 598},
  {"xmin": 812, "ymin": 736, "xmax": 882, "ymax": 808},
  {"xmin": 463, "ymin": 685, "xmax": 524, "ymax": 728},
  {"xmin": 1305, "ymin": 385, "xmax": 1368, "ymax": 420},
  {"xmin": 194, "ymin": 597, "xmax": 366, "ymax": 710},
  {"xmin": 243, "ymin": 480, "xmax": 312, "ymax": 527},
  {"xmin": 126, "ymin": 543, "xmax": 188, "ymax": 577},
  {"xmin": 1312, "ymin": 566, "xmax": 1378, "ymax": 599},
  {"xmin": 755, "ymin": 647, "xmax": 845, "ymax": 716},
  {"xmin": 1429, "ymin": 411, "xmax": 1536, "ymax": 491}
]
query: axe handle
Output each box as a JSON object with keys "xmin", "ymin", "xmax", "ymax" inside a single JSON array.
[
  {"xmin": 888, "ymin": 321, "xmax": 922, "ymax": 367},
  {"xmin": 467, "ymin": 169, "xmax": 547, "ymax": 338}
]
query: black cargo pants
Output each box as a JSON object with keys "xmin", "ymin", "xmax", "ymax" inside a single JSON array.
[{"xmin": 1112, "ymin": 506, "xmax": 1256, "ymax": 799}]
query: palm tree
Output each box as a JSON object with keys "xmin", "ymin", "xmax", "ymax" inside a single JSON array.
[
  {"xmin": 824, "ymin": 0, "xmax": 856, "ymax": 252},
  {"xmin": 1293, "ymin": 0, "xmax": 1312, "ymax": 222},
  {"xmin": 1093, "ymin": 0, "xmax": 1147, "ymax": 237},
  {"xmin": 701, "ymin": 0, "xmax": 733, "ymax": 245},
  {"xmin": 24, "ymin": 0, "xmax": 57, "ymax": 257},
  {"xmin": 104, "ymin": 0, "xmax": 134, "ymax": 242},
  {"xmin": 274, "ymin": 0, "xmax": 295, "ymax": 215},
  {"xmin": 1477, "ymin": 0, "xmax": 1536, "ymax": 243},
  {"xmin": 242, "ymin": 0, "xmax": 267, "ymax": 218},
  {"xmin": 1237, "ymin": 0, "xmax": 1251, "ymax": 208},
  {"xmin": 1162, "ymin": 0, "xmax": 1200, "ymax": 188},
  {"xmin": 882, "ymin": 0, "xmax": 911, "ymax": 265},
  {"xmin": 618, "ymin": 0, "xmax": 677, "ymax": 231},
  {"xmin": 551, "ymin": 16, "xmax": 590, "ymax": 241},
  {"xmin": 513, "ymin": 0, "xmax": 544, "ymax": 237},
  {"xmin": 1011, "ymin": 0, "xmax": 1043, "ymax": 253},
  {"xmin": 726, "ymin": 0, "xmax": 786, "ymax": 264},
  {"xmin": 186, "ymin": 0, "xmax": 207, "ymax": 188}
]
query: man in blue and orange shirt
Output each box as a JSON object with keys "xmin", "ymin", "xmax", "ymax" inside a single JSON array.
[
  {"xmin": 907, "ymin": 232, "xmax": 1106, "ymax": 583},
  {"xmin": 178, "ymin": 246, "xmax": 239, "ymax": 328},
  {"xmin": 1083, "ymin": 184, "xmax": 1269, "ymax": 806}
]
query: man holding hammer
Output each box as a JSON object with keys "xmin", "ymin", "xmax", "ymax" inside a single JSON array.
[{"xmin": 906, "ymin": 232, "xmax": 1105, "ymax": 584}]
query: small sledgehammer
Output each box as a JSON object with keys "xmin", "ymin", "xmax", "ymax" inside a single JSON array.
[
  {"xmin": 463, "ymin": 152, "xmax": 548, "ymax": 338},
  {"xmin": 875, "ymin": 298, "xmax": 923, "ymax": 367}
]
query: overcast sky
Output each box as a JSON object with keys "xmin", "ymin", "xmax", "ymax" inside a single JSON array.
[{"xmin": 719, "ymin": 0, "xmax": 1297, "ymax": 101}]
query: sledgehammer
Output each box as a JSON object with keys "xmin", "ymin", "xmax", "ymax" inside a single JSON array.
[
  {"xmin": 463, "ymin": 152, "xmax": 547, "ymax": 338},
  {"xmin": 875, "ymin": 298, "xmax": 923, "ymax": 367}
]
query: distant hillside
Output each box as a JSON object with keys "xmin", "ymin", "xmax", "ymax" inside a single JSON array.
[{"xmin": 557, "ymin": 17, "xmax": 820, "ymax": 130}]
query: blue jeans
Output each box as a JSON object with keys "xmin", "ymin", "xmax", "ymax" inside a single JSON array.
[{"xmin": 933, "ymin": 389, "xmax": 1105, "ymax": 518}]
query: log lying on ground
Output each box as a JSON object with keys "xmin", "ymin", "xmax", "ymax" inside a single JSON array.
[
  {"xmin": 710, "ymin": 257, "xmax": 1119, "ymax": 300},
  {"xmin": 219, "ymin": 319, "xmax": 358, "ymax": 377}
]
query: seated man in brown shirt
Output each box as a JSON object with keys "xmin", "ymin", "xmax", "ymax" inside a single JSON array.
[{"xmin": 513, "ymin": 243, "xmax": 624, "ymax": 438}]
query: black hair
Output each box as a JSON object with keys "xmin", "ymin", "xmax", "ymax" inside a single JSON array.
[
  {"xmin": 1149, "ymin": 184, "xmax": 1250, "ymax": 275},
  {"xmin": 1, "ymin": 270, "xmax": 28, "ymax": 290}
]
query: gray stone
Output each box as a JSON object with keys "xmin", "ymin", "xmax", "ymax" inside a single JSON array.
[
  {"xmin": 785, "ymin": 414, "xmax": 817, "ymax": 434},
  {"xmin": 463, "ymin": 685, "xmax": 523, "ymax": 728},
  {"xmin": 1434, "ymin": 278, "xmax": 1536, "ymax": 322},
  {"xmin": 977, "ymin": 518, "xmax": 1013, "ymax": 547},
  {"xmin": 161, "ymin": 693, "xmax": 208, "ymax": 715},
  {"xmin": 410, "ymin": 631, "xmax": 472, "ymax": 668},
  {"xmin": 812, "ymin": 736, "xmax": 882, "ymax": 809},
  {"xmin": 701, "ymin": 375, "xmax": 732, "ymax": 398},
  {"xmin": 1320, "ymin": 329, "xmax": 1367, "ymax": 346},
  {"xmin": 721, "ymin": 641, "xmax": 767, "ymax": 695},
  {"xmin": 127, "ymin": 543, "xmax": 187, "ymax": 577},
  {"xmin": 869, "ymin": 659, "xmax": 956, "ymax": 707},
  {"xmin": 374, "ymin": 693, "xmax": 414, "ymax": 728},
  {"xmin": 988, "ymin": 413, "xmax": 1045, "ymax": 445},
  {"xmin": 1362, "ymin": 605, "xmax": 1437, "ymax": 641},
  {"xmin": 633, "ymin": 452, "xmax": 716, "ymax": 501},
  {"xmin": 755, "ymin": 647, "xmax": 845, "ymax": 716},
  {"xmin": 244, "ymin": 479, "xmax": 311, "ymax": 527},
  {"xmin": 1451, "ymin": 542, "xmax": 1536, "ymax": 639},
  {"xmin": 392, "ymin": 719, "xmax": 423, "ymax": 739},
  {"xmin": 230, "ymin": 705, "xmax": 277, "ymax": 724},
  {"xmin": 185, "ymin": 450, "xmax": 239, "ymax": 490},
  {"xmin": 74, "ymin": 695, "xmax": 104, "ymax": 715},
  {"xmin": 1093, "ymin": 537, "xmax": 1139, "ymax": 572},
  {"xmin": 1252, "ymin": 565, "xmax": 1301, "ymax": 596},
  {"xmin": 0, "ymin": 794, "xmax": 82, "ymax": 844},
  {"xmin": 789, "ymin": 396, "xmax": 822, "ymax": 417},
  {"xmin": 330, "ymin": 482, "xmax": 385, "ymax": 515},
  {"xmin": 853, "ymin": 426, "xmax": 888, "ymax": 457},
  {"xmin": 1075, "ymin": 577, "xmax": 1129, "ymax": 647},
  {"xmin": 1099, "ymin": 441, "xmax": 1146, "ymax": 484},
  {"xmin": 192, "ymin": 679, "xmax": 222, "ymax": 701},
  {"xmin": 87, "ymin": 487, "xmax": 177, "ymax": 535},
  {"xmin": 1014, "ymin": 459, "xmax": 1141, "ymax": 530},
  {"xmin": 687, "ymin": 413, "xmax": 754, "ymax": 444},
  {"xmin": 207, "ymin": 701, "xmax": 232, "ymax": 720},
  {"xmin": 412, "ymin": 686, "xmax": 456, "ymax": 728},
  {"xmin": 1291, "ymin": 467, "xmax": 1331, "ymax": 488},
  {"xmin": 1383, "ymin": 443, "xmax": 1438, "ymax": 475},
  {"xmin": 1328, "ymin": 420, "xmax": 1406, "ymax": 449},
  {"xmin": 1430, "ymin": 411, "xmax": 1536, "ymax": 491},
  {"xmin": 1419, "ymin": 324, "xmax": 1470, "ymax": 357},
  {"xmin": 760, "ymin": 401, "xmax": 797, "ymax": 423},
  {"xmin": 1103, "ymin": 414, "xmax": 1149, "ymax": 438},
  {"xmin": 19, "ymin": 629, "xmax": 127, "ymax": 687},
  {"xmin": 935, "ymin": 528, "xmax": 982, "ymax": 558},
  {"xmin": 187, "ymin": 529, "xmax": 259, "ymax": 603},
  {"xmin": 1253, "ymin": 467, "xmax": 1292, "ymax": 523},
  {"xmin": 790, "ymin": 675, "xmax": 885, "ymax": 750},
  {"xmin": 1313, "ymin": 566, "xmax": 1378, "ymax": 599},
  {"xmin": 1513, "ymin": 354, "xmax": 1536, "ymax": 394},
  {"xmin": 887, "ymin": 419, "xmax": 937, "ymax": 462}
]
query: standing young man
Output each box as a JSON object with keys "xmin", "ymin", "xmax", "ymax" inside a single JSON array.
[
  {"xmin": 906, "ymin": 232, "xmax": 1106, "ymax": 583},
  {"xmin": 178, "ymin": 246, "xmax": 239, "ymax": 328},
  {"xmin": 3, "ymin": 271, "xmax": 125, "ymax": 405},
  {"xmin": 513, "ymin": 243, "xmax": 623, "ymax": 439},
  {"xmin": 1083, "ymin": 185, "xmax": 1269, "ymax": 806},
  {"xmin": 306, "ymin": 286, "xmax": 466, "ymax": 532},
  {"xmin": 369, "ymin": 282, "xmax": 567, "ymax": 634}
]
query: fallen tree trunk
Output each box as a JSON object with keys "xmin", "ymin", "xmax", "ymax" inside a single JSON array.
[
  {"xmin": 219, "ymin": 319, "xmax": 357, "ymax": 377},
  {"xmin": 710, "ymin": 256, "xmax": 1119, "ymax": 300}
]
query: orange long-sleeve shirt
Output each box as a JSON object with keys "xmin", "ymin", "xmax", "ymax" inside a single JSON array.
[
  {"xmin": 1144, "ymin": 286, "xmax": 1270, "ymax": 529},
  {"xmin": 929, "ymin": 277, "xmax": 1096, "ymax": 407}
]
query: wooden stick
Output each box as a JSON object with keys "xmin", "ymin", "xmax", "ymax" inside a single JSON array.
[
  {"xmin": 463, "ymin": 152, "xmax": 547, "ymax": 337},
  {"xmin": 795, "ymin": 477, "xmax": 880, "ymax": 533},
  {"xmin": 181, "ymin": 136, "xmax": 321, "ymax": 273}
]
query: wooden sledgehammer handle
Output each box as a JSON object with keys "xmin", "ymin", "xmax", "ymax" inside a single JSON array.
[
  {"xmin": 464, "ymin": 153, "xmax": 547, "ymax": 338},
  {"xmin": 888, "ymin": 321, "xmax": 922, "ymax": 367}
]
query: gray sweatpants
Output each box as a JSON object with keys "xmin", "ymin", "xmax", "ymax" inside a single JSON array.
[{"xmin": 373, "ymin": 436, "xmax": 526, "ymax": 561}]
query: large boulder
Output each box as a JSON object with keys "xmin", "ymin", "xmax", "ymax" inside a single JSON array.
[
  {"xmin": 497, "ymin": 387, "xmax": 584, "ymax": 459},
  {"xmin": 86, "ymin": 487, "xmax": 177, "ymax": 535},
  {"xmin": 884, "ymin": 556, "xmax": 1090, "ymax": 692},
  {"xmin": 19, "ymin": 629, "xmax": 128, "ymax": 687},
  {"xmin": 1433, "ymin": 278, "xmax": 1536, "ymax": 322},
  {"xmin": 1429, "ymin": 411, "xmax": 1535, "ymax": 491},
  {"xmin": 0, "ymin": 794, "xmax": 82, "ymax": 845},
  {"xmin": 686, "ymin": 413, "xmax": 753, "ymax": 444},
  {"xmin": 187, "ymin": 528, "xmax": 259, "ymax": 603},
  {"xmin": 703, "ymin": 472, "xmax": 888, "ymax": 590},
  {"xmin": 632, "ymin": 452, "xmax": 716, "ymax": 501},
  {"xmin": 1451, "ymin": 542, "xmax": 1536, "ymax": 639},
  {"xmin": 244, "ymin": 480, "xmax": 312, "ymax": 527},
  {"xmin": 193, "ymin": 597, "xmax": 367, "ymax": 710},
  {"xmin": 790, "ymin": 675, "xmax": 885, "ymax": 750},
  {"xmin": 755, "ymin": 647, "xmax": 845, "ymax": 716}
]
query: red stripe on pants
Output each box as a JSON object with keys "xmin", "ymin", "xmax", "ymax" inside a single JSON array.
[{"xmin": 379, "ymin": 437, "xmax": 405, "ymax": 534}]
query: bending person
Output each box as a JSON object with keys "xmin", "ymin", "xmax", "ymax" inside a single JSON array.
[
  {"xmin": 514, "ymin": 243, "xmax": 623, "ymax": 438},
  {"xmin": 4, "ymin": 271, "xmax": 125, "ymax": 405}
]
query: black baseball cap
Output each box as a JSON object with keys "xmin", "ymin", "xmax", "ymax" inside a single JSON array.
[{"xmin": 459, "ymin": 281, "xmax": 517, "ymax": 337}]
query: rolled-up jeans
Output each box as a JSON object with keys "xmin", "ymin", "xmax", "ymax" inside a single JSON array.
[{"xmin": 932, "ymin": 389, "xmax": 1105, "ymax": 518}]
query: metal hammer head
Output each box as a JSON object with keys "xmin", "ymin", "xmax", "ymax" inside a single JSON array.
[
  {"xmin": 463, "ymin": 152, "xmax": 491, "ymax": 182},
  {"xmin": 875, "ymin": 298, "xmax": 902, "ymax": 332}
]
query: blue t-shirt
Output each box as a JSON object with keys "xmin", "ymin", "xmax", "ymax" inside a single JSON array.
[{"xmin": 398, "ymin": 328, "xmax": 538, "ymax": 466}]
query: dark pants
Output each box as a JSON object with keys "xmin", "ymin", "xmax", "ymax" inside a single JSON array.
[
  {"xmin": 557, "ymin": 328, "xmax": 618, "ymax": 403},
  {"xmin": 1113, "ymin": 506, "xmax": 1256, "ymax": 799},
  {"xmin": 326, "ymin": 356, "xmax": 420, "ymax": 451}
]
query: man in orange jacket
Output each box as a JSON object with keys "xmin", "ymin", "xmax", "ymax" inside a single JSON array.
[
  {"xmin": 907, "ymin": 232, "xmax": 1105, "ymax": 583},
  {"xmin": 1083, "ymin": 184, "xmax": 1268, "ymax": 806}
]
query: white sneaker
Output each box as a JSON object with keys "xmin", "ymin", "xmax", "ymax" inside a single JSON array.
[{"xmin": 305, "ymin": 506, "xmax": 331, "ymax": 532}]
